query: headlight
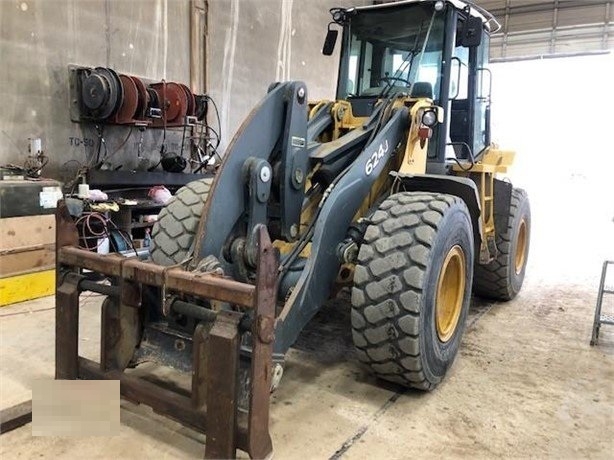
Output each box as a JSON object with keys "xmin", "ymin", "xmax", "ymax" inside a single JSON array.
[{"xmin": 422, "ymin": 109, "xmax": 438, "ymax": 127}]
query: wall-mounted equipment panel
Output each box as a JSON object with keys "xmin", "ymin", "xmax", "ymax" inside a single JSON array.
[{"xmin": 69, "ymin": 65, "xmax": 207, "ymax": 128}]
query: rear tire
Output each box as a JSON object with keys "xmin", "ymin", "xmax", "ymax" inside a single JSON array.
[
  {"xmin": 351, "ymin": 192, "xmax": 474, "ymax": 390},
  {"xmin": 473, "ymin": 188, "xmax": 531, "ymax": 301},
  {"xmin": 150, "ymin": 178, "xmax": 213, "ymax": 266}
]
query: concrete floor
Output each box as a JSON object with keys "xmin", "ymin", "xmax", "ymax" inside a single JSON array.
[{"xmin": 1, "ymin": 259, "xmax": 613, "ymax": 459}]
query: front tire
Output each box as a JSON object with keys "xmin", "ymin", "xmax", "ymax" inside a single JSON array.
[{"xmin": 351, "ymin": 192, "xmax": 474, "ymax": 390}]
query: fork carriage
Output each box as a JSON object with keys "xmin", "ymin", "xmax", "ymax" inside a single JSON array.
[{"xmin": 55, "ymin": 201, "xmax": 277, "ymax": 459}]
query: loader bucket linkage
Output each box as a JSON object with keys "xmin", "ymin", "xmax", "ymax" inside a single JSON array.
[{"xmin": 54, "ymin": 200, "xmax": 277, "ymax": 459}]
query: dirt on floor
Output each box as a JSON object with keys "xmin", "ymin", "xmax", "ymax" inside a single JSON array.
[
  {"xmin": 1, "ymin": 269, "xmax": 613, "ymax": 459},
  {"xmin": 277, "ymin": 281, "xmax": 614, "ymax": 460}
]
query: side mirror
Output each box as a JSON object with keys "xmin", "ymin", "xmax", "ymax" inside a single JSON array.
[
  {"xmin": 461, "ymin": 16, "xmax": 483, "ymax": 47},
  {"xmin": 322, "ymin": 29, "xmax": 338, "ymax": 56}
]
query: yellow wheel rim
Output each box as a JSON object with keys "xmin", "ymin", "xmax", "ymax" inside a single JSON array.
[
  {"xmin": 514, "ymin": 219, "xmax": 527, "ymax": 275},
  {"xmin": 435, "ymin": 245, "xmax": 466, "ymax": 343}
]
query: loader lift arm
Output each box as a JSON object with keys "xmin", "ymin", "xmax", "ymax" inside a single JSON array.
[{"xmin": 190, "ymin": 80, "xmax": 411, "ymax": 354}]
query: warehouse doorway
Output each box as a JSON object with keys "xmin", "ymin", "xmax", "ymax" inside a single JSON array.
[{"xmin": 490, "ymin": 53, "xmax": 614, "ymax": 283}]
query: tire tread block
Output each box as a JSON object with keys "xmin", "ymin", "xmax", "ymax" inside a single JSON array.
[{"xmin": 150, "ymin": 178, "xmax": 213, "ymax": 266}]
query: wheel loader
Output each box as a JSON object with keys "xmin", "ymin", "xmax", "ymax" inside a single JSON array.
[{"xmin": 55, "ymin": 0, "xmax": 531, "ymax": 458}]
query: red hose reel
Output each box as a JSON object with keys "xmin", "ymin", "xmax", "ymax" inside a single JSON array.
[{"xmin": 75, "ymin": 66, "xmax": 202, "ymax": 127}]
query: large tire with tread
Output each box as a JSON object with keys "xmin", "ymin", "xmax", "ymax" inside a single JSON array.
[
  {"xmin": 352, "ymin": 192, "xmax": 474, "ymax": 390},
  {"xmin": 150, "ymin": 178, "xmax": 213, "ymax": 266},
  {"xmin": 473, "ymin": 188, "xmax": 530, "ymax": 301}
]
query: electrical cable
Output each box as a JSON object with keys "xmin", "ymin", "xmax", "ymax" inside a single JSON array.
[
  {"xmin": 446, "ymin": 156, "xmax": 475, "ymax": 172},
  {"xmin": 67, "ymin": 126, "xmax": 132, "ymax": 192},
  {"xmin": 278, "ymin": 96, "xmax": 393, "ymax": 274},
  {"xmin": 190, "ymin": 117, "xmax": 223, "ymax": 172},
  {"xmin": 445, "ymin": 142, "xmax": 476, "ymax": 171},
  {"xmin": 23, "ymin": 156, "xmax": 49, "ymax": 177},
  {"xmin": 75, "ymin": 212, "xmax": 109, "ymax": 251},
  {"xmin": 205, "ymin": 125, "xmax": 221, "ymax": 149},
  {"xmin": 148, "ymin": 80, "xmax": 168, "ymax": 172},
  {"xmin": 101, "ymin": 127, "xmax": 134, "ymax": 163},
  {"xmin": 190, "ymin": 121, "xmax": 210, "ymax": 172},
  {"xmin": 180, "ymin": 123, "xmax": 187, "ymax": 159},
  {"xmin": 94, "ymin": 125, "xmax": 108, "ymax": 166},
  {"xmin": 204, "ymin": 127, "xmax": 223, "ymax": 162},
  {"xmin": 106, "ymin": 220, "xmax": 139, "ymax": 257},
  {"xmin": 204, "ymin": 95, "xmax": 222, "ymax": 150},
  {"xmin": 74, "ymin": 211, "xmax": 138, "ymax": 256}
]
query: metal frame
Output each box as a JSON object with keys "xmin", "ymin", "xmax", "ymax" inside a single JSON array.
[
  {"xmin": 0, "ymin": 401, "xmax": 32, "ymax": 434},
  {"xmin": 591, "ymin": 260, "xmax": 614, "ymax": 346},
  {"xmin": 55, "ymin": 201, "xmax": 277, "ymax": 459}
]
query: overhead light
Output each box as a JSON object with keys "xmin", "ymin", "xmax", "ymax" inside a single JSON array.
[
  {"xmin": 434, "ymin": 1, "xmax": 445, "ymax": 12},
  {"xmin": 332, "ymin": 9, "xmax": 345, "ymax": 23},
  {"xmin": 422, "ymin": 109, "xmax": 438, "ymax": 127}
]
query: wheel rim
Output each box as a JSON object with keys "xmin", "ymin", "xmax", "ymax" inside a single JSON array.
[
  {"xmin": 514, "ymin": 219, "xmax": 527, "ymax": 275},
  {"xmin": 436, "ymin": 245, "xmax": 466, "ymax": 343}
]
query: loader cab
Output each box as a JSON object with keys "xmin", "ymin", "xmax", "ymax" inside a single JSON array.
[{"xmin": 328, "ymin": 0, "xmax": 493, "ymax": 171}]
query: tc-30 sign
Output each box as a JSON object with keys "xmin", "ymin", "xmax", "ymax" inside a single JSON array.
[{"xmin": 69, "ymin": 137, "xmax": 95, "ymax": 147}]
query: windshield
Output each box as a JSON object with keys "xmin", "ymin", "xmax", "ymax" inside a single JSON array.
[{"xmin": 337, "ymin": 4, "xmax": 446, "ymax": 100}]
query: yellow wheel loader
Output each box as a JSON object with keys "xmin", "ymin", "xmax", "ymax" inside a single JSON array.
[{"xmin": 55, "ymin": 1, "xmax": 530, "ymax": 457}]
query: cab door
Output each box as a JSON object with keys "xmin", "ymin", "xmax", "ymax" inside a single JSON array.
[
  {"xmin": 449, "ymin": 21, "xmax": 491, "ymax": 159},
  {"xmin": 472, "ymin": 31, "xmax": 491, "ymax": 155}
]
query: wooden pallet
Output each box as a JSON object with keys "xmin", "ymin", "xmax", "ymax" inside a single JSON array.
[{"xmin": 0, "ymin": 214, "xmax": 56, "ymax": 306}]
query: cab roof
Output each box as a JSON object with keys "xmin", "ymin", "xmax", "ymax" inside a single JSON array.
[{"xmin": 353, "ymin": 0, "xmax": 501, "ymax": 32}]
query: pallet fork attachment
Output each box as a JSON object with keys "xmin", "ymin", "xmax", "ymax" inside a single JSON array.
[{"xmin": 55, "ymin": 200, "xmax": 277, "ymax": 459}]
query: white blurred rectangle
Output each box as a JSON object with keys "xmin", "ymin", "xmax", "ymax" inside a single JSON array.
[{"xmin": 32, "ymin": 379, "xmax": 119, "ymax": 436}]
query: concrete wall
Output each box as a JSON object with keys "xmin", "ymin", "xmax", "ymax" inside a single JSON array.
[
  {"xmin": 206, "ymin": 0, "xmax": 369, "ymax": 152},
  {"xmin": 0, "ymin": 0, "xmax": 366, "ymax": 182},
  {"xmin": 0, "ymin": 0, "xmax": 191, "ymax": 181}
]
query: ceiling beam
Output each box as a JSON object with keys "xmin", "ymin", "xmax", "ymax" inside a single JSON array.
[{"xmin": 486, "ymin": 0, "xmax": 610, "ymax": 18}]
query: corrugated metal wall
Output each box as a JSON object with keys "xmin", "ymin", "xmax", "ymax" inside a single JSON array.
[
  {"xmin": 376, "ymin": 1, "xmax": 613, "ymax": 61},
  {"xmin": 478, "ymin": 0, "xmax": 613, "ymax": 61}
]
